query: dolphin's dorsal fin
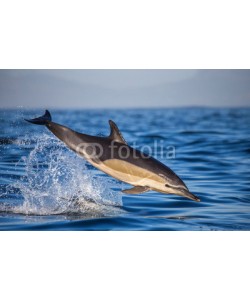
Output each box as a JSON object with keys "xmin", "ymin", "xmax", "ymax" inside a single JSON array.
[{"xmin": 108, "ymin": 120, "xmax": 127, "ymax": 144}]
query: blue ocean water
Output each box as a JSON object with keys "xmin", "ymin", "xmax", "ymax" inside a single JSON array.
[{"xmin": 0, "ymin": 108, "xmax": 249, "ymax": 230}]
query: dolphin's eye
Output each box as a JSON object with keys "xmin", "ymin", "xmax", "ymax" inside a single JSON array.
[{"xmin": 165, "ymin": 184, "xmax": 171, "ymax": 188}]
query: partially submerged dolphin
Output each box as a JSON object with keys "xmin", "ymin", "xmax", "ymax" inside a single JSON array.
[{"xmin": 25, "ymin": 110, "xmax": 200, "ymax": 202}]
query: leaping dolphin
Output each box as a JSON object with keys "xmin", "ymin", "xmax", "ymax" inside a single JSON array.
[{"xmin": 25, "ymin": 110, "xmax": 200, "ymax": 202}]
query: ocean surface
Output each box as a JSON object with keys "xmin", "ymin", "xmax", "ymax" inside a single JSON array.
[{"xmin": 0, "ymin": 108, "xmax": 249, "ymax": 230}]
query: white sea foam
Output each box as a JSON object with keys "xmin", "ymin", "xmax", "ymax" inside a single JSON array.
[{"xmin": 1, "ymin": 134, "xmax": 123, "ymax": 217}]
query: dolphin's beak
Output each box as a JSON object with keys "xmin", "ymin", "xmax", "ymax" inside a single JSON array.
[{"xmin": 177, "ymin": 188, "xmax": 200, "ymax": 202}]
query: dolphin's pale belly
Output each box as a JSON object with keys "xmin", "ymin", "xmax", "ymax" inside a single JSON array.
[{"xmin": 91, "ymin": 158, "xmax": 166, "ymax": 190}]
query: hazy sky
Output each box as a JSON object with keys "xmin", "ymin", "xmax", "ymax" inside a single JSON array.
[{"xmin": 0, "ymin": 70, "xmax": 249, "ymax": 108}]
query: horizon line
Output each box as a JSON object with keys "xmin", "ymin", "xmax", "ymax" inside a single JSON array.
[{"xmin": 1, "ymin": 105, "xmax": 250, "ymax": 110}]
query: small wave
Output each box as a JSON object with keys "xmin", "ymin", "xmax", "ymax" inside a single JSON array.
[{"xmin": 0, "ymin": 134, "xmax": 123, "ymax": 217}]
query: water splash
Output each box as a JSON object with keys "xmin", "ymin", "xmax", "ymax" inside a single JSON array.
[{"xmin": 1, "ymin": 134, "xmax": 123, "ymax": 217}]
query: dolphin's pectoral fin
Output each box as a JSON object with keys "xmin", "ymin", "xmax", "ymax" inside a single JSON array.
[
  {"xmin": 122, "ymin": 186, "xmax": 151, "ymax": 194},
  {"xmin": 108, "ymin": 120, "xmax": 127, "ymax": 144}
]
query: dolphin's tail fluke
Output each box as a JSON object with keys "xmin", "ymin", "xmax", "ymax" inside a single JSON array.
[{"xmin": 25, "ymin": 110, "xmax": 52, "ymax": 125}]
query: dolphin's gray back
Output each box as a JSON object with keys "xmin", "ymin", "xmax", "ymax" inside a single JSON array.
[{"xmin": 46, "ymin": 121, "xmax": 97, "ymax": 151}]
